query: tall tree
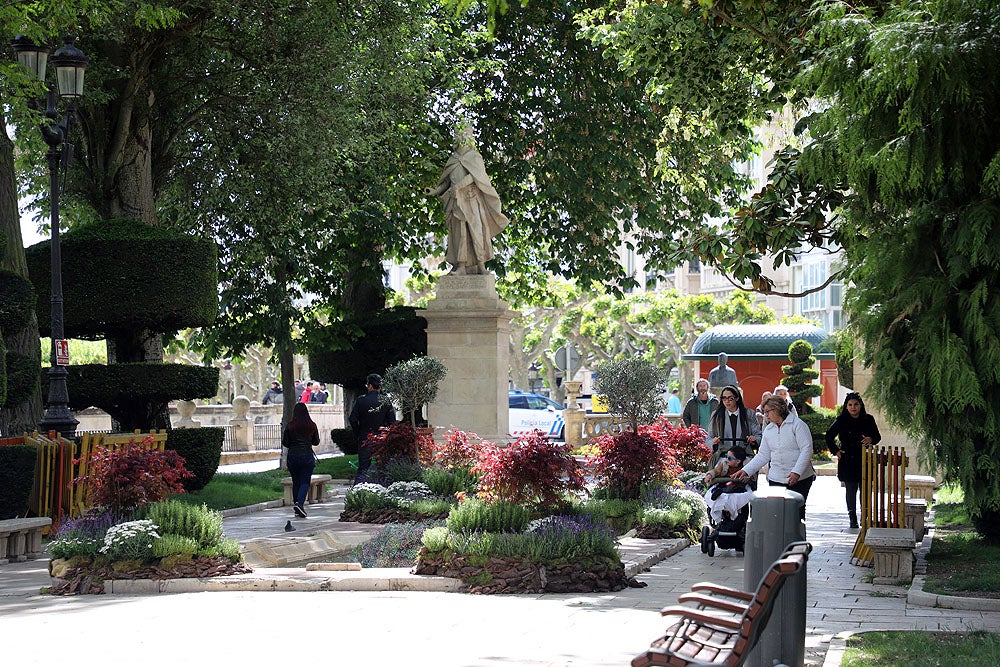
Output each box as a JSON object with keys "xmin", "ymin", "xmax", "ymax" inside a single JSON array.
[
  {"xmin": 1, "ymin": 0, "xmax": 112, "ymax": 434},
  {"xmin": 461, "ymin": 0, "xmax": 686, "ymax": 293},
  {"xmin": 795, "ymin": 1, "xmax": 1000, "ymax": 537},
  {"xmin": 160, "ymin": 0, "xmax": 465, "ymax": 421}
]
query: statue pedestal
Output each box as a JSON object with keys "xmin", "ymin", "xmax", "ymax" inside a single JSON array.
[{"xmin": 420, "ymin": 274, "xmax": 515, "ymax": 443}]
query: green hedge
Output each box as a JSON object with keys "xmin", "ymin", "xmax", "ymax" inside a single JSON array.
[
  {"xmin": 331, "ymin": 427, "xmax": 357, "ymax": 455},
  {"xmin": 309, "ymin": 306, "xmax": 427, "ymax": 392},
  {"xmin": 3, "ymin": 350, "xmax": 39, "ymax": 409},
  {"xmin": 25, "ymin": 218, "xmax": 218, "ymax": 338},
  {"xmin": 799, "ymin": 408, "xmax": 837, "ymax": 454},
  {"xmin": 166, "ymin": 427, "xmax": 225, "ymax": 492},
  {"xmin": 43, "ymin": 363, "xmax": 219, "ymax": 431},
  {"xmin": 0, "ymin": 270, "xmax": 34, "ymax": 333},
  {"xmin": 0, "ymin": 445, "xmax": 38, "ymax": 520}
]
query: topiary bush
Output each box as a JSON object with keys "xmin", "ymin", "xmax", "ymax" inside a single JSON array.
[
  {"xmin": 781, "ymin": 339, "xmax": 823, "ymax": 415},
  {"xmin": 0, "ymin": 270, "xmax": 34, "ymax": 334},
  {"xmin": 331, "ymin": 427, "xmax": 357, "ymax": 455},
  {"xmin": 3, "ymin": 350, "xmax": 40, "ymax": 408},
  {"xmin": 0, "ymin": 445, "xmax": 37, "ymax": 519},
  {"xmin": 165, "ymin": 427, "xmax": 224, "ymax": 491},
  {"xmin": 25, "ymin": 218, "xmax": 218, "ymax": 338},
  {"xmin": 308, "ymin": 306, "xmax": 428, "ymax": 394},
  {"xmin": 43, "ymin": 364, "xmax": 219, "ymax": 431}
]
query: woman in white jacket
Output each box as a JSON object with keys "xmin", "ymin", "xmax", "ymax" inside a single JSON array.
[{"xmin": 733, "ymin": 396, "xmax": 816, "ymax": 517}]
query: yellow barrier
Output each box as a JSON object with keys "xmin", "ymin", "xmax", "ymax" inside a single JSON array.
[
  {"xmin": 23, "ymin": 430, "xmax": 168, "ymax": 530},
  {"xmin": 851, "ymin": 444, "xmax": 908, "ymax": 566}
]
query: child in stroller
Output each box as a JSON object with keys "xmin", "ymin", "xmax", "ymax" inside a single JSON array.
[{"xmin": 700, "ymin": 446, "xmax": 754, "ymax": 557}]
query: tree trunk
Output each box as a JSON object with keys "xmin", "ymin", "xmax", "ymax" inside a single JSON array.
[{"xmin": 0, "ymin": 111, "xmax": 44, "ymax": 435}]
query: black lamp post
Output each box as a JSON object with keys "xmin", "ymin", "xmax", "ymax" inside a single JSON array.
[{"xmin": 12, "ymin": 36, "xmax": 88, "ymax": 438}]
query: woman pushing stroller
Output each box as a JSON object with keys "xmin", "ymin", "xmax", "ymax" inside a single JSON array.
[{"xmin": 706, "ymin": 386, "xmax": 761, "ymax": 468}]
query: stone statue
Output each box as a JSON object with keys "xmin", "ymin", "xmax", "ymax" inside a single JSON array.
[
  {"xmin": 425, "ymin": 125, "xmax": 510, "ymax": 275},
  {"xmin": 708, "ymin": 352, "xmax": 739, "ymax": 388}
]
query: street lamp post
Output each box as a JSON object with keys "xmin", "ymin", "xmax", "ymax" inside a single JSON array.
[{"xmin": 12, "ymin": 36, "xmax": 89, "ymax": 438}]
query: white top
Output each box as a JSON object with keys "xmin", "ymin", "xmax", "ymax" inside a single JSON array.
[{"xmin": 742, "ymin": 411, "xmax": 815, "ymax": 484}]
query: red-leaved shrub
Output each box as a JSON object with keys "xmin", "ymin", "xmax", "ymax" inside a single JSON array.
[
  {"xmin": 474, "ymin": 431, "xmax": 586, "ymax": 508},
  {"xmin": 428, "ymin": 427, "xmax": 484, "ymax": 471},
  {"xmin": 369, "ymin": 422, "xmax": 424, "ymax": 468},
  {"xmin": 642, "ymin": 417, "xmax": 712, "ymax": 471},
  {"xmin": 588, "ymin": 429, "xmax": 682, "ymax": 500},
  {"xmin": 74, "ymin": 439, "xmax": 192, "ymax": 514}
]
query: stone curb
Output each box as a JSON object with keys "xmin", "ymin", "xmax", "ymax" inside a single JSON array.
[
  {"xmin": 221, "ymin": 500, "xmax": 284, "ymax": 517},
  {"xmin": 102, "ymin": 569, "xmax": 464, "ymax": 595},
  {"xmin": 620, "ymin": 537, "xmax": 689, "ymax": 578},
  {"xmin": 821, "ymin": 632, "xmax": 852, "ymax": 667}
]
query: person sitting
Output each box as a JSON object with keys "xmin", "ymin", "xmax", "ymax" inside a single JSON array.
[{"xmin": 703, "ymin": 446, "xmax": 755, "ymax": 524}]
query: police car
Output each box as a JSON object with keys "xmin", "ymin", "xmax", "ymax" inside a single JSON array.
[{"xmin": 509, "ymin": 390, "xmax": 565, "ymax": 440}]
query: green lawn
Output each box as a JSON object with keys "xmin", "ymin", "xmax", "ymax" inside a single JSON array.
[
  {"xmin": 844, "ymin": 630, "xmax": 1000, "ymax": 666},
  {"xmin": 924, "ymin": 486, "xmax": 1000, "ymax": 598},
  {"xmin": 176, "ymin": 455, "xmax": 357, "ymax": 510}
]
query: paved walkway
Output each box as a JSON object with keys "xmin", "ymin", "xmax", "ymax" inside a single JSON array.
[{"xmin": 2, "ymin": 476, "xmax": 1000, "ymax": 666}]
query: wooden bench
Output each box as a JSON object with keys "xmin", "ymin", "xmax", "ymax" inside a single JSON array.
[
  {"xmin": 0, "ymin": 517, "xmax": 52, "ymax": 564},
  {"xmin": 281, "ymin": 474, "xmax": 332, "ymax": 506},
  {"xmin": 631, "ymin": 541, "xmax": 812, "ymax": 667}
]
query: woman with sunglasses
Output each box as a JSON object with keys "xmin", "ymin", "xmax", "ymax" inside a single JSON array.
[
  {"xmin": 707, "ymin": 386, "xmax": 761, "ymax": 467},
  {"xmin": 825, "ymin": 392, "xmax": 881, "ymax": 530},
  {"xmin": 733, "ymin": 395, "xmax": 816, "ymax": 518}
]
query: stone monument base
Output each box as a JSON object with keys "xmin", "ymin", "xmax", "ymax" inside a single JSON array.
[{"xmin": 420, "ymin": 274, "xmax": 514, "ymax": 443}]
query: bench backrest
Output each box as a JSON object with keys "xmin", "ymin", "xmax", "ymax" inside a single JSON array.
[{"xmin": 729, "ymin": 543, "xmax": 811, "ymax": 665}]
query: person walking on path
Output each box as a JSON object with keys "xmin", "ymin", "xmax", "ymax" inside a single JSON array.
[
  {"xmin": 733, "ymin": 395, "xmax": 815, "ymax": 517},
  {"xmin": 282, "ymin": 402, "xmax": 319, "ymax": 518},
  {"xmin": 349, "ymin": 373, "xmax": 396, "ymax": 480},
  {"xmin": 825, "ymin": 391, "xmax": 881, "ymax": 530},
  {"xmin": 682, "ymin": 379, "xmax": 719, "ymax": 430},
  {"xmin": 706, "ymin": 385, "xmax": 761, "ymax": 466}
]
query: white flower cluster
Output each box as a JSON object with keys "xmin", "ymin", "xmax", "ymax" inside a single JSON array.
[
  {"xmin": 527, "ymin": 516, "xmax": 562, "ymax": 533},
  {"xmin": 99, "ymin": 519, "xmax": 161, "ymax": 559},
  {"xmin": 350, "ymin": 482, "xmax": 389, "ymax": 497},
  {"xmin": 386, "ymin": 481, "xmax": 433, "ymax": 500}
]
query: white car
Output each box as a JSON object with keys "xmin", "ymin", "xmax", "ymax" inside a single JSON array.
[{"xmin": 508, "ymin": 391, "xmax": 565, "ymax": 440}]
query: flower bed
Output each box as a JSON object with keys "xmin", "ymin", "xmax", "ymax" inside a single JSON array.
[
  {"xmin": 48, "ymin": 555, "xmax": 253, "ymax": 595},
  {"xmin": 339, "ymin": 507, "xmax": 449, "ymax": 523},
  {"xmin": 412, "ymin": 553, "xmax": 639, "ymax": 594}
]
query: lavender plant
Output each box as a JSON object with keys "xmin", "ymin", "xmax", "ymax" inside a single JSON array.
[{"xmin": 355, "ymin": 521, "xmax": 443, "ymax": 567}]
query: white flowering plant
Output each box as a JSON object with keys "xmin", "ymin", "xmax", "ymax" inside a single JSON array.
[
  {"xmin": 99, "ymin": 520, "xmax": 161, "ymax": 562},
  {"xmin": 386, "ymin": 481, "xmax": 433, "ymax": 501}
]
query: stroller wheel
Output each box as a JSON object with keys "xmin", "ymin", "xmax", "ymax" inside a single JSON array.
[
  {"xmin": 701, "ymin": 525, "xmax": 710, "ymax": 553},
  {"xmin": 707, "ymin": 537, "xmax": 715, "ymax": 557}
]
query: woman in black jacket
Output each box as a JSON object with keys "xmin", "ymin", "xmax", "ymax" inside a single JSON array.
[
  {"xmin": 283, "ymin": 402, "xmax": 319, "ymax": 518},
  {"xmin": 825, "ymin": 392, "xmax": 881, "ymax": 530}
]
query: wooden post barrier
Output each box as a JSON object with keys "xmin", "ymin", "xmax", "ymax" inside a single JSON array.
[{"xmin": 851, "ymin": 445, "xmax": 908, "ymax": 566}]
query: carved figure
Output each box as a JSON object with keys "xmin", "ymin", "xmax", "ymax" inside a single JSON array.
[{"xmin": 426, "ymin": 126, "xmax": 510, "ymax": 274}]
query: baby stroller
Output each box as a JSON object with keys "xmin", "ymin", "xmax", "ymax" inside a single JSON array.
[{"xmin": 700, "ymin": 478, "xmax": 753, "ymax": 557}]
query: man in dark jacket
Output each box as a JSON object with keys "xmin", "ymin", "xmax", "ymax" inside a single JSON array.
[
  {"xmin": 261, "ymin": 381, "xmax": 284, "ymax": 405},
  {"xmin": 348, "ymin": 374, "xmax": 395, "ymax": 479}
]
